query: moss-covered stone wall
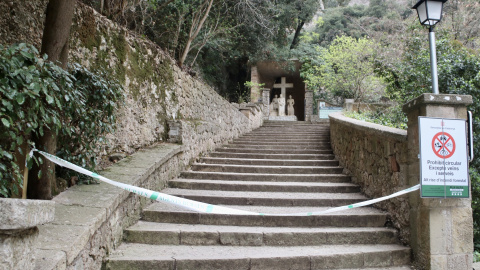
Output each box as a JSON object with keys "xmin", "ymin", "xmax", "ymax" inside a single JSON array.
[{"xmin": 0, "ymin": 1, "xmax": 263, "ymax": 166}]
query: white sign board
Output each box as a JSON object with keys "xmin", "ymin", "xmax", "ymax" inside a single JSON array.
[{"xmin": 419, "ymin": 117, "xmax": 469, "ymax": 198}]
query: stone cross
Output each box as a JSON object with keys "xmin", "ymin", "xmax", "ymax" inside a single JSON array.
[{"xmin": 273, "ymin": 77, "xmax": 294, "ymax": 98}]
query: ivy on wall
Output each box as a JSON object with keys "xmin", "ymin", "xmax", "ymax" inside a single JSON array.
[{"xmin": 0, "ymin": 43, "xmax": 123, "ymax": 197}]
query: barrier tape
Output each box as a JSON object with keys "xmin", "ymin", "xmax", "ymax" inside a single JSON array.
[{"xmin": 33, "ymin": 149, "xmax": 420, "ymax": 216}]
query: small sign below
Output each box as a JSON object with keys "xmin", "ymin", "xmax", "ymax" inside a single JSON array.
[{"xmin": 419, "ymin": 117, "xmax": 469, "ymax": 198}]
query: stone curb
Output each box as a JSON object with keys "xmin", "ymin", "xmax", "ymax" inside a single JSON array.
[
  {"xmin": 0, "ymin": 198, "xmax": 55, "ymax": 230},
  {"xmin": 33, "ymin": 144, "xmax": 183, "ymax": 270},
  {"xmin": 328, "ymin": 112, "xmax": 407, "ymax": 142}
]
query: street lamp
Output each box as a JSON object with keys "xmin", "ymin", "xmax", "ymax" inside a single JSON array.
[{"xmin": 412, "ymin": 0, "xmax": 448, "ymax": 94}]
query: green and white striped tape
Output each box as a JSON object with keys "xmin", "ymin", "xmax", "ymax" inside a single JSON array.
[{"xmin": 33, "ymin": 149, "xmax": 420, "ymax": 216}]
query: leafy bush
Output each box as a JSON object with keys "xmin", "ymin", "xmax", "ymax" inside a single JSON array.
[
  {"xmin": 0, "ymin": 43, "xmax": 123, "ymax": 197},
  {"xmin": 56, "ymin": 64, "xmax": 123, "ymax": 181},
  {"xmin": 302, "ymin": 35, "xmax": 385, "ymax": 102},
  {"xmin": 344, "ymin": 105, "xmax": 407, "ymax": 130}
]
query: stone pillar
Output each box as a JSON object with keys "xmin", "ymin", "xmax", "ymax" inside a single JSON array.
[
  {"xmin": 344, "ymin": 98, "xmax": 355, "ymax": 112},
  {"xmin": 262, "ymin": 88, "xmax": 270, "ymax": 120},
  {"xmin": 402, "ymin": 93, "xmax": 473, "ymax": 270},
  {"xmin": 304, "ymin": 89, "xmax": 314, "ymax": 122},
  {"xmin": 0, "ymin": 198, "xmax": 55, "ymax": 270},
  {"xmin": 250, "ymin": 66, "xmax": 261, "ymax": 103}
]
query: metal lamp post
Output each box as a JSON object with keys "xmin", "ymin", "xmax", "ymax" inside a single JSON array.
[{"xmin": 412, "ymin": 0, "xmax": 448, "ymax": 94}]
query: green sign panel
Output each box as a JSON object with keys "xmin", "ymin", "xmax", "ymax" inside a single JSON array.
[{"xmin": 419, "ymin": 117, "xmax": 470, "ymax": 198}]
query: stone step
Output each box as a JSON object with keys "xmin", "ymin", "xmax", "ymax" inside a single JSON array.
[
  {"xmin": 180, "ymin": 171, "xmax": 351, "ymax": 182},
  {"xmin": 214, "ymin": 148, "xmax": 333, "ymax": 154},
  {"xmin": 233, "ymin": 139, "xmax": 331, "ymax": 145},
  {"xmin": 244, "ymin": 127, "xmax": 328, "ymax": 131},
  {"xmin": 262, "ymin": 122, "xmax": 329, "ymax": 126},
  {"xmin": 263, "ymin": 121, "xmax": 329, "ymax": 125},
  {"xmin": 142, "ymin": 204, "xmax": 387, "ymax": 227},
  {"xmin": 231, "ymin": 139, "xmax": 330, "ymax": 144},
  {"xmin": 243, "ymin": 132, "xmax": 329, "ymax": 136},
  {"xmin": 162, "ymin": 188, "xmax": 367, "ymax": 206},
  {"xmin": 190, "ymin": 163, "xmax": 343, "ymax": 174},
  {"xmin": 223, "ymin": 143, "xmax": 332, "ymax": 150},
  {"xmin": 124, "ymin": 221, "xmax": 399, "ymax": 246},
  {"xmin": 169, "ymin": 179, "xmax": 360, "ymax": 193},
  {"xmin": 233, "ymin": 139, "xmax": 330, "ymax": 144},
  {"xmin": 198, "ymin": 157, "xmax": 339, "ymax": 166},
  {"xmin": 258, "ymin": 126, "xmax": 329, "ymax": 130},
  {"xmin": 258, "ymin": 124, "xmax": 328, "ymax": 128},
  {"xmin": 106, "ymin": 121, "xmax": 413, "ymax": 270},
  {"xmin": 342, "ymin": 268, "xmax": 412, "ymax": 270},
  {"xmin": 105, "ymin": 243, "xmax": 411, "ymax": 270},
  {"xmin": 208, "ymin": 152, "xmax": 336, "ymax": 160},
  {"xmin": 237, "ymin": 136, "xmax": 330, "ymax": 141}
]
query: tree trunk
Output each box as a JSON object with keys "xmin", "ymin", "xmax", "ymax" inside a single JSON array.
[
  {"xmin": 179, "ymin": 0, "xmax": 214, "ymax": 67},
  {"xmin": 290, "ymin": 20, "xmax": 305, "ymax": 50},
  {"xmin": 28, "ymin": 0, "xmax": 76, "ymax": 200}
]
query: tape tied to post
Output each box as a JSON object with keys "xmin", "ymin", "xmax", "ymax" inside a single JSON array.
[{"xmin": 33, "ymin": 149, "xmax": 420, "ymax": 216}]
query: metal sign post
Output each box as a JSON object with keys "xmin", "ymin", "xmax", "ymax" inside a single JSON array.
[{"xmin": 419, "ymin": 117, "xmax": 470, "ymax": 198}]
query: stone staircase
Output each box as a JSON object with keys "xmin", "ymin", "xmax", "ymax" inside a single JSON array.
[{"xmin": 105, "ymin": 121, "xmax": 412, "ymax": 270}]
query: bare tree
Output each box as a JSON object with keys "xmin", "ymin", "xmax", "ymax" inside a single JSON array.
[
  {"xmin": 232, "ymin": 0, "xmax": 278, "ymax": 38},
  {"xmin": 444, "ymin": 0, "xmax": 480, "ymax": 49},
  {"xmin": 179, "ymin": 0, "xmax": 214, "ymax": 67}
]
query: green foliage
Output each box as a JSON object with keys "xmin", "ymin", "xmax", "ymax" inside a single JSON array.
[
  {"xmin": 472, "ymin": 169, "xmax": 480, "ymax": 254},
  {"xmin": 243, "ymin": 81, "xmax": 265, "ymax": 89},
  {"xmin": 0, "ymin": 43, "xmax": 123, "ymax": 197},
  {"xmin": 314, "ymin": 5, "xmax": 368, "ymax": 46},
  {"xmin": 376, "ymin": 33, "xmax": 480, "ymax": 251},
  {"xmin": 56, "ymin": 63, "xmax": 124, "ymax": 181},
  {"xmin": 306, "ymin": 35, "xmax": 384, "ymax": 102},
  {"xmin": 344, "ymin": 105, "xmax": 408, "ymax": 130}
]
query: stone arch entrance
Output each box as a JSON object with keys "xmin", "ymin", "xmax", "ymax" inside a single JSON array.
[{"xmin": 250, "ymin": 61, "xmax": 311, "ymax": 121}]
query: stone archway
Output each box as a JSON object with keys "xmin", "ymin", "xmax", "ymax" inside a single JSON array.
[{"xmin": 250, "ymin": 60, "xmax": 313, "ymax": 121}]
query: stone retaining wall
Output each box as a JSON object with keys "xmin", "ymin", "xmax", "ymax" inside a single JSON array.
[
  {"xmin": 68, "ymin": 4, "xmax": 263, "ymax": 162},
  {"xmin": 329, "ymin": 112, "xmax": 411, "ymax": 244},
  {"xmin": 34, "ymin": 144, "xmax": 184, "ymax": 270},
  {"xmin": 0, "ymin": 1, "xmax": 263, "ymax": 165}
]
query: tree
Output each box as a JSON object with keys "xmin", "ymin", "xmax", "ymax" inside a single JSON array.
[
  {"xmin": 178, "ymin": 0, "xmax": 214, "ymax": 67},
  {"xmin": 443, "ymin": 0, "xmax": 480, "ymax": 50},
  {"xmin": 28, "ymin": 0, "xmax": 76, "ymax": 200},
  {"xmin": 286, "ymin": 0, "xmax": 323, "ymax": 49},
  {"xmin": 311, "ymin": 35, "xmax": 383, "ymax": 102}
]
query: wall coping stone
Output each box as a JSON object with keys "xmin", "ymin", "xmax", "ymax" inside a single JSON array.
[
  {"xmin": 402, "ymin": 93, "xmax": 473, "ymax": 113},
  {"xmin": 34, "ymin": 143, "xmax": 183, "ymax": 269},
  {"xmin": 329, "ymin": 112, "xmax": 407, "ymax": 142},
  {"xmin": 0, "ymin": 198, "xmax": 55, "ymax": 231}
]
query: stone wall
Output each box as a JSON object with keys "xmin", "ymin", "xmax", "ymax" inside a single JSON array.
[
  {"xmin": 0, "ymin": 1, "xmax": 263, "ymax": 166},
  {"xmin": 34, "ymin": 144, "xmax": 184, "ymax": 270},
  {"xmin": 0, "ymin": 198, "xmax": 55, "ymax": 270},
  {"xmin": 69, "ymin": 4, "xmax": 263, "ymax": 162},
  {"xmin": 329, "ymin": 112, "xmax": 411, "ymax": 244}
]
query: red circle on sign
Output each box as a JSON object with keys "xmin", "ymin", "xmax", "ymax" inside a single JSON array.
[{"xmin": 431, "ymin": 132, "xmax": 456, "ymax": 159}]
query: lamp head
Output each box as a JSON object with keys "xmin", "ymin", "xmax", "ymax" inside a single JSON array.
[{"xmin": 412, "ymin": 0, "xmax": 448, "ymax": 27}]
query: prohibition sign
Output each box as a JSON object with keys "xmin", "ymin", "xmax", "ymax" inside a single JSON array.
[{"xmin": 431, "ymin": 132, "xmax": 456, "ymax": 159}]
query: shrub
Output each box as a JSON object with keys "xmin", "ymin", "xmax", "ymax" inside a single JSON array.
[{"xmin": 0, "ymin": 43, "xmax": 123, "ymax": 197}]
